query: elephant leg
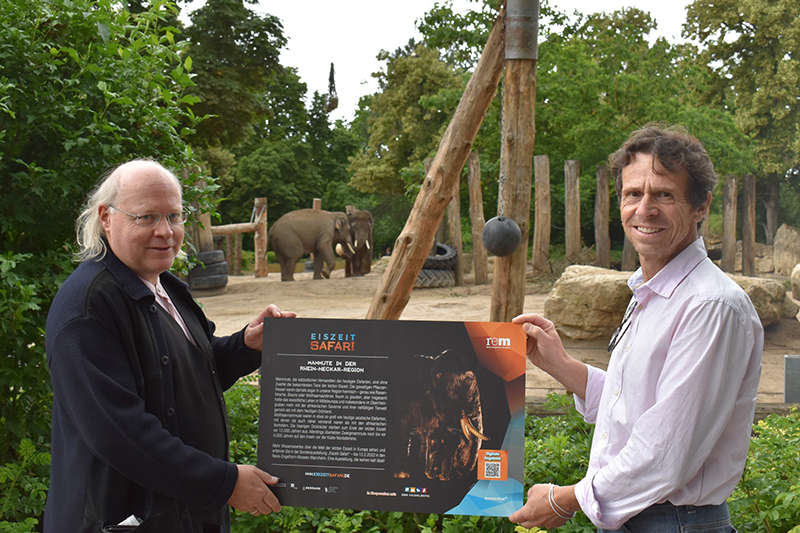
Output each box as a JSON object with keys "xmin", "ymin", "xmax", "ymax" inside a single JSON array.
[
  {"xmin": 319, "ymin": 247, "xmax": 335, "ymax": 279},
  {"xmin": 279, "ymin": 255, "xmax": 295, "ymax": 281},
  {"xmin": 313, "ymin": 254, "xmax": 327, "ymax": 279}
]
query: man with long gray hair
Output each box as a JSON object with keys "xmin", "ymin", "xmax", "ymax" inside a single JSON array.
[{"xmin": 45, "ymin": 159, "xmax": 292, "ymax": 532}]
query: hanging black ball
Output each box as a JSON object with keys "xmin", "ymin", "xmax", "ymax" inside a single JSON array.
[{"xmin": 482, "ymin": 216, "xmax": 521, "ymax": 256}]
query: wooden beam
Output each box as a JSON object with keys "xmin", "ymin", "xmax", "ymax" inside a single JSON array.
[
  {"xmin": 532, "ymin": 155, "xmax": 551, "ymax": 272},
  {"xmin": 564, "ymin": 159, "xmax": 581, "ymax": 263},
  {"xmin": 447, "ymin": 180, "xmax": 464, "ymax": 286},
  {"xmin": 366, "ymin": 8, "xmax": 505, "ymax": 320},
  {"xmin": 253, "ymin": 197, "xmax": 268, "ymax": 277},
  {"xmin": 210, "ymin": 222, "xmax": 259, "ymax": 235},
  {"xmin": 594, "ymin": 164, "xmax": 610, "ymax": 267},
  {"xmin": 490, "ymin": 57, "xmax": 536, "ymax": 321},
  {"xmin": 467, "ymin": 151, "xmax": 488, "ymax": 285},
  {"xmin": 721, "ymin": 176, "xmax": 737, "ymax": 272},
  {"xmin": 742, "ymin": 174, "xmax": 756, "ymax": 276}
]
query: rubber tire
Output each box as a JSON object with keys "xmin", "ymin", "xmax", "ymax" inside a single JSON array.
[
  {"xmin": 415, "ymin": 269, "xmax": 455, "ymax": 288},
  {"xmin": 188, "ymin": 261, "xmax": 228, "ymax": 279},
  {"xmin": 423, "ymin": 242, "xmax": 457, "ymax": 270},
  {"xmin": 189, "ymin": 249, "xmax": 228, "ymax": 290},
  {"xmin": 197, "ymin": 250, "xmax": 225, "ymax": 264},
  {"xmin": 189, "ymin": 273, "xmax": 229, "ymax": 290}
]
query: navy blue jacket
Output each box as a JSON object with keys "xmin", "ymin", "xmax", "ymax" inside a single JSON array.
[{"xmin": 44, "ymin": 249, "xmax": 260, "ymax": 532}]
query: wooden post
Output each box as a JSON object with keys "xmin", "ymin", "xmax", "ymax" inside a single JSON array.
[
  {"xmin": 312, "ymin": 198, "xmax": 321, "ymax": 210},
  {"xmin": 196, "ymin": 212, "xmax": 214, "ymax": 252},
  {"xmin": 446, "ymin": 181, "xmax": 464, "ymax": 286},
  {"xmin": 594, "ymin": 164, "xmax": 610, "ymax": 268},
  {"xmin": 490, "ymin": 0, "xmax": 538, "ymax": 322},
  {"xmin": 742, "ymin": 174, "xmax": 756, "ymax": 276},
  {"xmin": 622, "ymin": 236, "xmax": 638, "ymax": 271},
  {"xmin": 467, "ymin": 151, "xmax": 488, "ymax": 285},
  {"xmin": 366, "ymin": 8, "xmax": 505, "ymax": 320},
  {"xmin": 225, "ymin": 235, "xmax": 234, "ymax": 273},
  {"xmin": 254, "ymin": 197, "xmax": 268, "ymax": 277},
  {"xmin": 721, "ymin": 176, "xmax": 737, "ymax": 272},
  {"xmin": 532, "ymin": 155, "xmax": 551, "ymax": 272},
  {"xmin": 232, "ymin": 234, "xmax": 242, "ymax": 275},
  {"xmin": 564, "ymin": 159, "xmax": 581, "ymax": 264}
]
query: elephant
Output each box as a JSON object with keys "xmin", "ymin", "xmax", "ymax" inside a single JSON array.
[
  {"xmin": 269, "ymin": 209, "xmax": 355, "ymax": 281},
  {"xmin": 342, "ymin": 207, "xmax": 373, "ymax": 277}
]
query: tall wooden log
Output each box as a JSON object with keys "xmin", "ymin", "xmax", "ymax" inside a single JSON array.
[
  {"xmin": 742, "ymin": 174, "xmax": 756, "ymax": 276},
  {"xmin": 564, "ymin": 159, "xmax": 581, "ymax": 264},
  {"xmin": 196, "ymin": 212, "xmax": 215, "ymax": 252},
  {"xmin": 532, "ymin": 154, "xmax": 551, "ymax": 272},
  {"xmin": 622, "ymin": 236, "xmax": 638, "ymax": 271},
  {"xmin": 594, "ymin": 164, "xmax": 610, "ymax": 267},
  {"xmin": 490, "ymin": 0, "xmax": 538, "ymax": 322},
  {"xmin": 467, "ymin": 151, "xmax": 488, "ymax": 285},
  {"xmin": 253, "ymin": 197, "xmax": 268, "ymax": 277},
  {"xmin": 231, "ymin": 233, "xmax": 242, "ymax": 275},
  {"xmin": 447, "ymin": 180, "xmax": 464, "ymax": 286},
  {"xmin": 312, "ymin": 198, "xmax": 321, "ymax": 210},
  {"xmin": 721, "ymin": 176, "xmax": 737, "ymax": 272},
  {"xmin": 366, "ymin": 8, "xmax": 505, "ymax": 320}
]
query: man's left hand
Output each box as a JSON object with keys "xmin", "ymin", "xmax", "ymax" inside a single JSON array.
[
  {"xmin": 509, "ymin": 484, "xmax": 574, "ymax": 530},
  {"xmin": 244, "ymin": 304, "xmax": 296, "ymax": 351}
]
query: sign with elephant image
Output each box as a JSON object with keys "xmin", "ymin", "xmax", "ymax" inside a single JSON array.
[{"xmin": 257, "ymin": 317, "xmax": 525, "ymax": 517}]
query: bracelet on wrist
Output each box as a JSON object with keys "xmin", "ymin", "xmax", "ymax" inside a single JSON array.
[{"xmin": 547, "ymin": 484, "xmax": 576, "ymax": 520}]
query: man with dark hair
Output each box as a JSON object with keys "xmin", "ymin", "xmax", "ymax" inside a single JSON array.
[
  {"xmin": 46, "ymin": 160, "xmax": 293, "ymax": 532},
  {"xmin": 510, "ymin": 124, "xmax": 762, "ymax": 532}
]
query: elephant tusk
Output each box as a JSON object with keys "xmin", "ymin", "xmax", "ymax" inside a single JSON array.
[
  {"xmin": 335, "ymin": 243, "xmax": 344, "ymax": 257},
  {"xmin": 461, "ymin": 415, "xmax": 488, "ymax": 441},
  {"xmin": 347, "ymin": 242, "xmax": 356, "ymax": 254},
  {"xmin": 366, "ymin": 240, "xmax": 371, "ymax": 250},
  {"xmin": 355, "ymin": 239, "xmax": 360, "ymax": 249}
]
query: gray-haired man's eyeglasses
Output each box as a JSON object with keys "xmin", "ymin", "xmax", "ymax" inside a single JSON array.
[{"xmin": 109, "ymin": 204, "xmax": 185, "ymax": 228}]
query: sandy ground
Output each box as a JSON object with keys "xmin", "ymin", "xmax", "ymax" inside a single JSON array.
[{"xmin": 196, "ymin": 265, "xmax": 800, "ymax": 407}]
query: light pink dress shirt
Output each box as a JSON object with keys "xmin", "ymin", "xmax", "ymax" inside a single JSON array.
[{"xmin": 573, "ymin": 238, "xmax": 763, "ymax": 529}]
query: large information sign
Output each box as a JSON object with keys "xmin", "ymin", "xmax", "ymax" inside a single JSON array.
[{"xmin": 257, "ymin": 318, "xmax": 525, "ymax": 516}]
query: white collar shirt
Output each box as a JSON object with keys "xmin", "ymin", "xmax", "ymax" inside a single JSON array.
[{"xmin": 573, "ymin": 237, "xmax": 763, "ymax": 529}]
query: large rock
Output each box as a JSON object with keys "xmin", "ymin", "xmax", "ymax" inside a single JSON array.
[
  {"xmin": 734, "ymin": 241, "xmax": 774, "ymax": 274},
  {"xmin": 546, "ymin": 266, "xmax": 788, "ymax": 340},
  {"xmin": 793, "ymin": 264, "xmax": 800, "ymax": 300},
  {"xmin": 774, "ymin": 224, "xmax": 800, "ymax": 275},
  {"xmin": 728, "ymin": 274, "xmax": 786, "ymax": 327},
  {"xmin": 544, "ymin": 265, "xmax": 632, "ymax": 340}
]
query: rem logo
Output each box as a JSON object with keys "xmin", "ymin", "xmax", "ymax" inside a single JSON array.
[{"xmin": 485, "ymin": 337, "xmax": 511, "ymax": 348}]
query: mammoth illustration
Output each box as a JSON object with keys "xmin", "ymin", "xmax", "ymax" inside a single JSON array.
[
  {"xmin": 269, "ymin": 209, "xmax": 355, "ymax": 281},
  {"xmin": 393, "ymin": 349, "xmax": 488, "ymax": 481},
  {"xmin": 342, "ymin": 208, "xmax": 373, "ymax": 277}
]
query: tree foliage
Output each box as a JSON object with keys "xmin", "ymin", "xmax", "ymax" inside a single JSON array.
[
  {"xmin": 0, "ymin": 0, "xmax": 201, "ymax": 254},
  {"xmin": 0, "ymin": 2, "xmax": 205, "ymax": 521},
  {"xmin": 349, "ymin": 44, "xmax": 462, "ymax": 197},
  {"xmin": 184, "ymin": 0, "xmax": 286, "ymax": 147},
  {"xmin": 685, "ymin": 0, "xmax": 800, "ymax": 177}
]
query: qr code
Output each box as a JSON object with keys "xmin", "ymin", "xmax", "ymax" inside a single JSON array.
[{"xmin": 483, "ymin": 461, "xmax": 501, "ymax": 479}]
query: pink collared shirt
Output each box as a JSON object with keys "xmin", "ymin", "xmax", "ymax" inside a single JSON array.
[
  {"xmin": 573, "ymin": 238, "xmax": 763, "ymax": 529},
  {"xmin": 139, "ymin": 276, "xmax": 195, "ymax": 344}
]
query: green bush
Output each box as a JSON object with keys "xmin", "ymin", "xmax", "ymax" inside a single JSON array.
[{"xmin": 729, "ymin": 407, "xmax": 800, "ymax": 533}]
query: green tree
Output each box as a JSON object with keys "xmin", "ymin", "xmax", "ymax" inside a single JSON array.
[
  {"xmin": 349, "ymin": 43, "xmax": 462, "ymax": 198},
  {"xmin": 0, "ymin": 1, "xmax": 205, "ymax": 524},
  {"xmin": 684, "ymin": 0, "xmax": 800, "ymax": 238},
  {"xmin": 184, "ymin": 0, "xmax": 286, "ymax": 147}
]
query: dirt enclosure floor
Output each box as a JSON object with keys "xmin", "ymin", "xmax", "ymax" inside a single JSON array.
[{"xmin": 196, "ymin": 265, "xmax": 800, "ymax": 410}]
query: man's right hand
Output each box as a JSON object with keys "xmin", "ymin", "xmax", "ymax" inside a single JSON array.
[
  {"xmin": 227, "ymin": 464, "xmax": 281, "ymax": 516},
  {"xmin": 512, "ymin": 313, "xmax": 588, "ymax": 399}
]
